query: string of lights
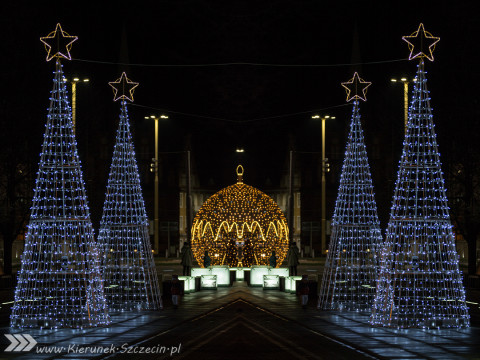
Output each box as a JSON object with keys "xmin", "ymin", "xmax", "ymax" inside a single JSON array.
[
  {"xmin": 370, "ymin": 58, "xmax": 470, "ymax": 328},
  {"xmin": 191, "ymin": 166, "xmax": 289, "ymax": 268},
  {"xmin": 319, "ymin": 73, "xmax": 383, "ymax": 311},
  {"xmin": 97, "ymin": 98, "xmax": 161, "ymax": 311},
  {"xmin": 11, "ymin": 60, "xmax": 110, "ymax": 329}
]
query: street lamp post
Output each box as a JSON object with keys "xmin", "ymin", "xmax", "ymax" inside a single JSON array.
[
  {"xmin": 146, "ymin": 114, "xmax": 169, "ymax": 256},
  {"xmin": 67, "ymin": 77, "xmax": 89, "ymax": 134},
  {"xmin": 187, "ymin": 150, "xmax": 192, "ymax": 250},
  {"xmin": 312, "ymin": 114, "xmax": 335, "ymax": 255},
  {"xmin": 391, "ymin": 77, "xmax": 414, "ymax": 133}
]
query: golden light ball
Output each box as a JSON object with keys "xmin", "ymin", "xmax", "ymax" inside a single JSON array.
[{"xmin": 191, "ymin": 166, "xmax": 289, "ymax": 268}]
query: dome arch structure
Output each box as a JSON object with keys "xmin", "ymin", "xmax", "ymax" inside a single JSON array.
[{"xmin": 191, "ymin": 166, "xmax": 289, "ymax": 267}]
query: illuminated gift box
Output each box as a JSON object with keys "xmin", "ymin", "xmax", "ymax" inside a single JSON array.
[
  {"xmin": 263, "ymin": 275, "xmax": 280, "ymax": 289},
  {"xmin": 191, "ymin": 268, "xmax": 212, "ymax": 278},
  {"xmin": 269, "ymin": 268, "xmax": 289, "ymax": 278},
  {"xmin": 285, "ymin": 276, "xmax": 302, "ymax": 293},
  {"xmin": 200, "ymin": 275, "xmax": 217, "ymax": 289},
  {"xmin": 250, "ymin": 265, "xmax": 270, "ymax": 286},
  {"xmin": 211, "ymin": 265, "xmax": 230, "ymax": 286},
  {"xmin": 178, "ymin": 276, "xmax": 195, "ymax": 293},
  {"xmin": 236, "ymin": 268, "xmax": 245, "ymax": 280}
]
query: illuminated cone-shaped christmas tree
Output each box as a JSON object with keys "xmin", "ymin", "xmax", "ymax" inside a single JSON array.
[
  {"xmin": 319, "ymin": 74, "xmax": 383, "ymax": 311},
  {"xmin": 11, "ymin": 24, "xmax": 110, "ymax": 328},
  {"xmin": 371, "ymin": 24, "xmax": 469, "ymax": 328},
  {"xmin": 97, "ymin": 73, "xmax": 161, "ymax": 311}
]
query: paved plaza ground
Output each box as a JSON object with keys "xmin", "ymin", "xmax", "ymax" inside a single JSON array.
[{"xmin": 0, "ymin": 258, "xmax": 479, "ymax": 359}]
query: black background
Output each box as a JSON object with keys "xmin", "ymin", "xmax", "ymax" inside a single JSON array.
[{"xmin": 1, "ymin": 0, "xmax": 479, "ymax": 228}]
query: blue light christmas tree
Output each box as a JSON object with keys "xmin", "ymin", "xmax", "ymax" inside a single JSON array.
[
  {"xmin": 318, "ymin": 73, "xmax": 383, "ymax": 311},
  {"xmin": 11, "ymin": 24, "xmax": 110, "ymax": 328},
  {"xmin": 97, "ymin": 73, "xmax": 161, "ymax": 311},
  {"xmin": 371, "ymin": 24, "xmax": 470, "ymax": 328}
]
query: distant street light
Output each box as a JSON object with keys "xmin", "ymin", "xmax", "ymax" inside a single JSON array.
[
  {"xmin": 236, "ymin": 148, "xmax": 245, "ymax": 153},
  {"xmin": 64, "ymin": 77, "xmax": 89, "ymax": 134},
  {"xmin": 391, "ymin": 77, "xmax": 415, "ymax": 134},
  {"xmin": 145, "ymin": 114, "xmax": 169, "ymax": 255},
  {"xmin": 312, "ymin": 114, "xmax": 336, "ymax": 255}
]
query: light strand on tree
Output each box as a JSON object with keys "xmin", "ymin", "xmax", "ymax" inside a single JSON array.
[
  {"xmin": 371, "ymin": 59, "xmax": 470, "ymax": 328},
  {"xmin": 11, "ymin": 60, "xmax": 110, "ymax": 329},
  {"xmin": 97, "ymin": 99, "xmax": 161, "ymax": 311},
  {"xmin": 319, "ymin": 98, "xmax": 383, "ymax": 311}
]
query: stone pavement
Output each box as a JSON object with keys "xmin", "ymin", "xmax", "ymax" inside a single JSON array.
[
  {"xmin": 116, "ymin": 297, "xmax": 372, "ymax": 360},
  {"xmin": 242, "ymin": 286, "xmax": 480, "ymax": 360},
  {"xmin": 0, "ymin": 280, "xmax": 479, "ymax": 359}
]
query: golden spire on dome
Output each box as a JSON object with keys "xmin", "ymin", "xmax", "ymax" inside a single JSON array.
[{"xmin": 236, "ymin": 165, "xmax": 244, "ymax": 184}]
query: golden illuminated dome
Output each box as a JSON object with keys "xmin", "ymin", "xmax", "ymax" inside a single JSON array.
[{"xmin": 191, "ymin": 165, "xmax": 289, "ymax": 268}]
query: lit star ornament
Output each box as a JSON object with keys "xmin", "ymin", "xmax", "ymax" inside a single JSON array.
[
  {"xmin": 108, "ymin": 72, "xmax": 139, "ymax": 102},
  {"xmin": 341, "ymin": 72, "xmax": 371, "ymax": 102},
  {"xmin": 40, "ymin": 23, "xmax": 78, "ymax": 62},
  {"xmin": 402, "ymin": 23, "xmax": 440, "ymax": 62}
]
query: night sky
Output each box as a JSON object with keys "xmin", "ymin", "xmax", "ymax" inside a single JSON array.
[{"xmin": 1, "ymin": 1, "xmax": 479, "ymax": 226}]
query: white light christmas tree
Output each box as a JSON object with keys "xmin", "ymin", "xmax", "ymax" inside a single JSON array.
[
  {"xmin": 97, "ymin": 73, "xmax": 161, "ymax": 311},
  {"xmin": 371, "ymin": 24, "xmax": 470, "ymax": 328},
  {"xmin": 318, "ymin": 73, "xmax": 383, "ymax": 311},
  {"xmin": 11, "ymin": 24, "xmax": 110, "ymax": 328}
]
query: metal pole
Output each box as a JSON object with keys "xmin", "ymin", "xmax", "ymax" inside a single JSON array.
[
  {"xmin": 154, "ymin": 117, "xmax": 159, "ymax": 256},
  {"xmin": 187, "ymin": 150, "xmax": 192, "ymax": 244},
  {"xmin": 71, "ymin": 82, "xmax": 77, "ymax": 134},
  {"xmin": 288, "ymin": 151, "xmax": 294, "ymax": 244},
  {"xmin": 310, "ymin": 222, "xmax": 313, "ymax": 258},
  {"xmin": 167, "ymin": 222, "xmax": 170, "ymax": 258},
  {"xmin": 321, "ymin": 117, "xmax": 326, "ymax": 255},
  {"xmin": 403, "ymin": 81, "xmax": 409, "ymax": 134}
]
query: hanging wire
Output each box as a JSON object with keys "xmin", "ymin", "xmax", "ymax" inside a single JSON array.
[
  {"xmin": 73, "ymin": 57, "xmax": 408, "ymax": 67},
  {"xmin": 130, "ymin": 103, "xmax": 351, "ymax": 123}
]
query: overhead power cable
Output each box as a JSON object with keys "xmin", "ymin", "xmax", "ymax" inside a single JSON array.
[
  {"xmin": 73, "ymin": 58, "xmax": 407, "ymax": 68},
  {"xmin": 130, "ymin": 103, "xmax": 351, "ymax": 123}
]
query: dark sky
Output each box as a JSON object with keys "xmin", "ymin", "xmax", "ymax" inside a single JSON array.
[{"xmin": 2, "ymin": 0, "xmax": 479, "ymax": 193}]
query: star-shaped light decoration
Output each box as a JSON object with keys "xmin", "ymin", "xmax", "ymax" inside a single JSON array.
[
  {"xmin": 402, "ymin": 23, "xmax": 440, "ymax": 62},
  {"xmin": 108, "ymin": 72, "xmax": 139, "ymax": 102},
  {"xmin": 341, "ymin": 72, "xmax": 372, "ymax": 102},
  {"xmin": 40, "ymin": 23, "xmax": 78, "ymax": 62}
]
